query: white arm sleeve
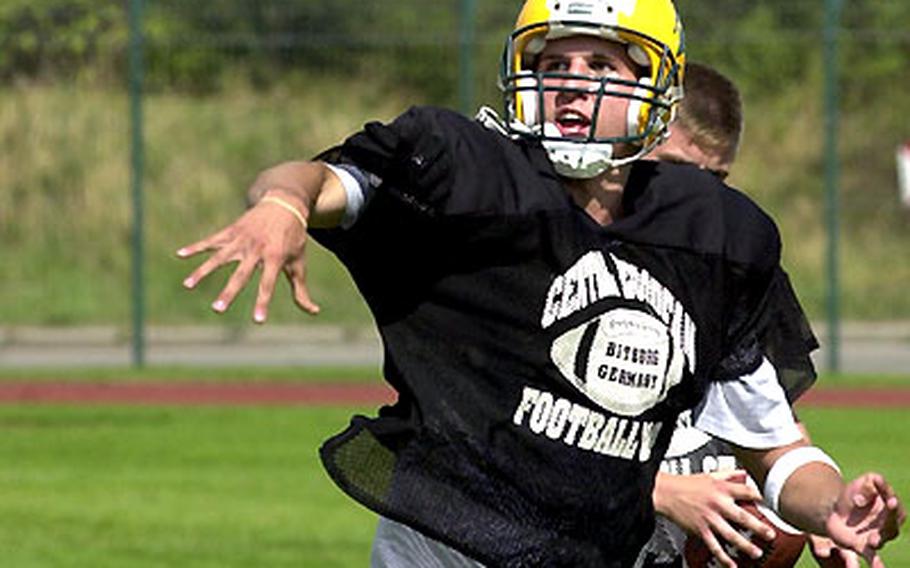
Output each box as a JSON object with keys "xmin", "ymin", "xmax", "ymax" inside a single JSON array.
[
  {"xmin": 693, "ymin": 357, "xmax": 803, "ymax": 449},
  {"xmin": 325, "ymin": 163, "xmax": 376, "ymax": 229}
]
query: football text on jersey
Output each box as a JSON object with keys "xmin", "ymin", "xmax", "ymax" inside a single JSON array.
[{"xmin": 513, "ymin": 386, "xmax": 663, "ymax": 462}]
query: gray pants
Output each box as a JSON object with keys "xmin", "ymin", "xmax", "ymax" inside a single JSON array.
[
  {"xmin": 371, "ymin": 516, "xmax": 660, "ymax": 567},
  {"xmin": 370, "ymin": 517, "xmax": 486, "ymax": 568}
]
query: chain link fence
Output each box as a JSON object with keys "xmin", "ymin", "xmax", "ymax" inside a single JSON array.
[{"xmin": 1, "ymin": 0, "xmax": 909, "ymax": 368}]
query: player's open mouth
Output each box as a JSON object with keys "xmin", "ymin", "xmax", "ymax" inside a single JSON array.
[{"xmin": 554, "ymin": 110, "xmax": 592, "ymax": 138}]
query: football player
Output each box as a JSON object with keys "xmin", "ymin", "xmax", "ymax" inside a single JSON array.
[
  {"xmin": 178, "ymin": 1, "xmax": 904, "ymax": 566},
  {"xmin": 644, "ymin": 61, "xmax": 861, "ymax": 568}
]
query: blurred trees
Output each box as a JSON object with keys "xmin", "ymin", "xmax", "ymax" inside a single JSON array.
[
  {"xmin": 0, "ymin": 0, "xmax": 124, "ymax": 82},
  {"xmin": 1, "ymin": 0, "xmax": 908, "ymax": 105}
]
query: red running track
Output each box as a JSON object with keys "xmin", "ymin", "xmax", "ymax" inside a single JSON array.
[
  {"xmin": 0, "ymin": 382, "xmax": 397, "ymax": 406},
  {"xmin": 0, "ymin": 382, "xmax": 908, "ymax": 408},
  {"xmin": 796, "ymin": 387, "xmax": 910, "ymax": 408}
]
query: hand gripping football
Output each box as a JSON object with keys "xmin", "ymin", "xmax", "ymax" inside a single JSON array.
[{"xmin": 683, "ymin": 501, "xmax": 807, "ymax": 567}]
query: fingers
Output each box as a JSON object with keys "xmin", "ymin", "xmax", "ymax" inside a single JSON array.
[
  {"xmin": 177, "ymin": 191, "xmax": 324, "ymax": 326},
  {"xmin": 828, "ymin": 474, "xmax": 903, "ymax": 564},
  {"xmin": 732, "ymin": 506, "xmax": 775, "ymax": 542},
  {"xmin": 887, "ymin": 494, "xmax": 906, "ymax": 523},
  {"xmin": 707, "ymin": 512, "xmax": 767, "ymax": 560},
  {"xmin": 179, "ymin": 228, "xmax": 237, "ymax": 289},
  {"xmin": 285, "ymin": 258, "xmax": 320, "ymax": 315},
  {"xmin": 872, "ymin": 476, "xmax": 906, "ymax": 533},
  {"xmin": 706, "ymin": 470, "xmax": 762, "ymax": 504},
  {"xmin": 859, "ymin": 473, "xmax": 897, "ymax": 506},
  {"xmin": 811, "ymin": 535, "xmax": 858, "ymax": 568},
  {"xmin": 212, "ymin": 256, "xmax": 260, "ymax": 313},
  {"xmin": 893, "ymin": 496, "xmax": 908, "ymax": 535},
  {"xmin": 177, "ymin": 244, "xmax": 204, "ymax": 260},
  {"xmin": 702, "ymin": 497, "xmax": 773, "ymax": 565},
  {"xmin": 710, "ymin": 469, "xmax": 748, "ymax": 484},
  {"xmin": 809, "ymin": 534, "xmax": 834, "ymax": 557},
  {"xmin": 253, "ymin": 257, "xmax": 283, "ymax": 324},
  {"xmin": 851, "ymin": 478, "xmax": 893, "ymax": 563},
  {"xmin": 182, "ymin": 247, "xmax": 235, "ymax": 290},
  {"xmin": 712, "ymin": 486, "xmax": 772, "ymax": 543},
  {"xmin": 726, "ymin": 481, "xmax": 763, "ymax": 505},
  {"xmin": 854, "ymin": 473, "xmax": 888, "ymax": 507},
  {"xmin": 176, "ymin": 232, "xmax": 223, "ymax": 260},
  {"xmin": 855, "ymin": 473, "xmax": 904, "ymax": 543},
  {"xmin": 699, "ymin": 529, "xmax": 738, "ymax": 568},
  {"xmin": 842, "ymin": 549, "xmax": 861, "ymax": 568}
]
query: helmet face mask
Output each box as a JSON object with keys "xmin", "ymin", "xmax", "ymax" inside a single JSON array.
[{"xmin": 500, "ymin": 0, "xmax": 686, "ymax": 178}]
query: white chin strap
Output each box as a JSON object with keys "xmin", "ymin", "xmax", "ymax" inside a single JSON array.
[
  {"xmin": 540, "ymin": 122, "xmax": 653, "ymax": 179},
  {"xmin": 541, "ymin": 123, "xmax": 616, "ymax": 179}
]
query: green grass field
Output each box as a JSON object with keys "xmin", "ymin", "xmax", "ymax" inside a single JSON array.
[
  {"xmin": 794, "ymin": 407, "xmax": 910, "ymax": 566},
  {"xmin": 0, "ymin": 405, "xmax": 376, "ymax": 568},
  {"xmin": 0, "ymin": 369, "xmax": 907, "ymax": 567}
]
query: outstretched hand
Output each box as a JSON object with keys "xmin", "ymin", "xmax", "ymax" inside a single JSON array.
[
  {"xmin": 177, "ymin": 193, "xmax": 320, "ymax": 323},
  {"xmin": 824, "ymin": 473, "xmax": 905, "ymax": 567},
  {"xmin": 809, "ymin": 533, "xmax": 860, "ymax": 567},
  {"xmin": 655, "ymin": 470, "xmax": 774, "ymax": 568}
]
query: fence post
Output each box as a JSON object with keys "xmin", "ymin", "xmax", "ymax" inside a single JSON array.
[
  {"xmin": 823, "ymin": 0, "xmax": 843, "ymax": 372},
  {"xmin": 458, "ymin": 0, "xmax": 478, "ymax": 115},
  {"xmin": 129, "ymin": 0, "xmax": 146, "ymax": 367}
]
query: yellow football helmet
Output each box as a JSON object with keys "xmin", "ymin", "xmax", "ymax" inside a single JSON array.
[{"xmin": 500, "ymin": 0, "xmax": 686, "ymax": 178}]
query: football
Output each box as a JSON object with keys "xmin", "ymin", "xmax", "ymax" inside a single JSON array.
[{"xmin": 683, "ymin": 501, "xmax": 807, "ymax": 567}]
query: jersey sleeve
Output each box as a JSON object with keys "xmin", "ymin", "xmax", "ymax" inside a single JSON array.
[
  {"xmin": 324, "ymin": 163, "xmax": 375, "ymax": 229},
  {"xmin": 319, "ymin": 106, "xmax": 457, "ymax": 215},
  {"xmin": 693, "ymin": 357, "xmax": 803, "ymax": 449},
  {"xmin": 714, "ymin": 267, "xmax": 818, "ymax": 400},
  {"xmin": 308, "ymin": 106, "xmax": 460, "ymax": 260},
  {"xmin": 711, "ymin": 195, "xmax": 783, "ymax": 382},
  {"xmin": 707, "ymin": 185, "xmax": 817, "ymax": 401},
  {"xmin": 756, "ymin": 269, "xmax": 819, "ymax": 402}
]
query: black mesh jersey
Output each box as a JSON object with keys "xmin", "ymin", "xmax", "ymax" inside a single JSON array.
[{"xmin": 311, "ymin": 106, "xmax": 816, "ymax": 567}]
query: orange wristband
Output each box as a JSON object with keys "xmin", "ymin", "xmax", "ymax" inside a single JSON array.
[{"xmin": 260, "ymin": 195, "xmax": 307, "ymax": 230}]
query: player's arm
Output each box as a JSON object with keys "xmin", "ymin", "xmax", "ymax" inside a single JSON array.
[
  {"xmin": 653, "ymin": 469, "xmax": 773, "ymax": 564},
  {"xmin": 736, "ymin": 440, "xmax": 842, "ymax": 534},
  {"xmin": 735, "ymin": 443, "xmax": 904, "ymax": 567},
  {"xmin": 652, "ymin": 418, "xmax": 822, "ymax": 566},
  {"xmin": 791, "ymin": 421, "xmax": 862, "ymax": 566},
  {"xmin": 246, "ymin": 160, "xmax": 348, "ymax": 228},
  {"xmin": 696, "ymin": 361, "xmax": 905, "ymax": 565},
  {"xmin": 177, "ymin": 160, "xmax": 349, "ymax": 323}
]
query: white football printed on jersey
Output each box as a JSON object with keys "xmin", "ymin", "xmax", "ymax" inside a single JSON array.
[{"xmin": 551, "ymin": 307, "xmax": 684, "ymax": 416}]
